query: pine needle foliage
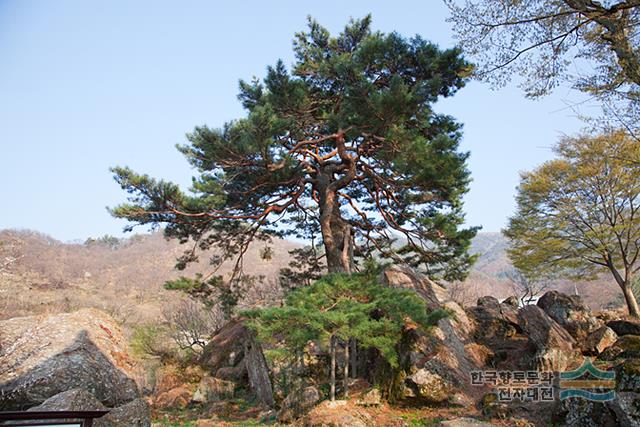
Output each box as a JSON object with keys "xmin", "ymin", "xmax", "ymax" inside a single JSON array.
[{"xmin": 244, "ymin": 266, "xmax": 446, "ymax": 369}]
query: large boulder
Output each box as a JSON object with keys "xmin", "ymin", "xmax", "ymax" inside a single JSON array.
[
  {"xmin": 102, "ymin": 398, "xmax": 150, "ymax": 427},
  {"xmin": 191, "ymin": 376, "xmax": 235, "ymax": 404},
  {"xmin": 154, "ymin": 364, "xmax": 187, "ymax": 394},
  {"xmin": 28, "ymin": 388, "xmax": 150, "ymax": 427},
  {"xmin": 600, "ymin": 335, "xmax": 640, "ymax": 360},
  {"xmin": 277, "ymin": 385, "xmax": 320, "ymax": 423},
  {"xmin": 215, "ymin": 361, "xmax": 247, "ymax": 382},
  {"xmin": 406, "ymin": 369, "xmax": 452, "ymax": 403},
  {"xmin": 467, "ymin": 298, "xmax": 520, "ymax": 344},
  {"xmin": 502, "ymin": 296, "xmax": 520, "ymax": 309},
  {"xmin": 477, "ymin": 296, "xmax": 501, "ymax": 310},
  {"xmin": 200, "ymin": 318, "xmax": 274, "ymax": 407},
  {"xmin": 584, "ymin": 326, "xmax": 618, "ymax": 355},
  {"xmin": 200, "ymin": 319, "xmax": 248, "ymax": 372},
  {"xmin": 243, "ymin": 332, "xmax": 275, "ymax": 407},
  {"xmin": 466, "ymin": 298, "xmax": 533, "ymax": 371},
  {"xmin": 303, "ymin": 400, "xmax": 373, "ymax": 427},
  {"xmin": 381, "ymin": 266, "xmax": 485, "ymax": 403},
  {"xmin": 607, "ymin": 319, "xmax": 640, "ymax": 337},
  {"xmin": 537, "ymin": 290, "xmax": 602, "ymax": 341},
  {"xmin": 381, "ymin": 265, "xmax": 449, "ymax": 312},
  {"xmin": 518, "ymin": 305, "xmax": 579, "ymax": 371},
  {"xmin": 28, "ymin": 388, "xmax": 105, "ymax": 413},
  {"xmin": 154, "ymin": 385, "xmax": 193, "ymax": 410},
  {"xmin": 0, "ymin": 308, "xmax": 140, "ymax": 410}
]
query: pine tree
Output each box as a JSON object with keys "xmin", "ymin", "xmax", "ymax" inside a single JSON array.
[
  {"xmin": 110, "ymin": 16, "xmax": 477, "ymax": 279},
  {"xmin": 244, "ymin": 268, "xmax": 447, "ymax": 399}
]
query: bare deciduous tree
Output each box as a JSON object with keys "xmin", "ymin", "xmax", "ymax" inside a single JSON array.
[
  {"xmin": 163, "ymin": 299, "xmax": 224, "ymax": 354},
  {"xmin": 504, "ymin": 269, "xmax": 549, "ymax": 305}
]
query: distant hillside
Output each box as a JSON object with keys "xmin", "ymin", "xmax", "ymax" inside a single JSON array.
[
  {"xmin": 469, "ymin": 232, "xmax": 512, "ymax": 277},
  {"xmin": 461, "ymin": 231, "xmax": 622, "ymax": 310},
  {"xmin": 0, "ymin": 229, "xmax": 298, "ymax": 326},
  {"xmin": 0, "ymin": 229, "xmax": 624, "ymax": 327}
]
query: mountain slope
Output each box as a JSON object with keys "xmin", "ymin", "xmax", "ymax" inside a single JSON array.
[{"xmin": 0, "ymin": 230, "xmax": 624, "ymax": 327}]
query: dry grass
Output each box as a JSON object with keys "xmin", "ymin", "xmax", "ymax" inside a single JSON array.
[
  {"xmin": 0, "ymin": 229, "xmax": 625, "ymax": 332},
  {"xmin": 0, "ymin": 229, "xmax": 298, "ymax": 333}
]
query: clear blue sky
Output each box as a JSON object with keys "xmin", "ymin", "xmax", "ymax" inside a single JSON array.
[{"xmin": 0, "ymin": 0, "xmax": 589, "ymax": 242}]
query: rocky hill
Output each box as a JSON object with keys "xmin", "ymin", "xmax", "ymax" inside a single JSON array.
[
  {"xmin": 0, "ymin": 228, "xmax": 636, "ymax": 426},
  {"xmin": 0, "ymin": 229, "xmax": 297, "ymax": 326},
  {"xmin": 0, "ymin": 229, "xmax": 624, "ymax": 328}
]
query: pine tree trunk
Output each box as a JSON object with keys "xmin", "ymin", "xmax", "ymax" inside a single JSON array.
[
  {"xmin": 322, "ymin": 215, "xmax": 353, "ymax": 273},
  {"xmin": 350, "ymin": 339, "xmax": 357, "ymax": 378},
  {"xmin": 330, "ymin": 335, "xmax": 336, "ymax": 401},
  {"xmin": 318, "ymin": 178, "xmax": 354, "ymax": 273},
  {"xmin": 344, "ymin": 338, "xmax": 349, "ymax": 398},
  {"xmin": 622, "ymin": 284, "xmax": 640, "ymax": 318}
]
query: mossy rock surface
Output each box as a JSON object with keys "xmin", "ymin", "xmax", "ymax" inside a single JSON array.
[
  {"xmin": 618, "ymin": 358, "xmax": 640, "ymax": 392},
  {"xmin": 618, "ymin": 335, "xmax": 640, "ymax": 352},
  {"xmin": 623, "ymin": 358, "xmax": 640, "ymax": 375},
  {"xmin": 480, "ymin": 393, "xmax": 508, "ymax": 418},
  {"xmin": 480, "ymin": 393, "xmax": 497, "ymax": 408}
]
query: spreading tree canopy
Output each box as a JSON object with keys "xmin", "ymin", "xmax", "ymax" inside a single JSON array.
[
  {"xmin": 111, "ymin": 16, "xmax": 477, "ymax": 279},
  {"xmin": 504, "ymin": 130, "xmax": 640, "ymax": 317}
]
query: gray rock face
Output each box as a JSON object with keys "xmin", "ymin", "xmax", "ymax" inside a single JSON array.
[
  {"xmin": 244, "ymin": 335, "xmax": 275, "ymax": 407},
  {"xmin": 406, "ymin": 369, "xmax": 452, "ymax": 403},
  {"xmin": 467, "ymin": 302, "xmax": 519, "ymax": 344},
  {"xmin": 560, "ymin": 394, "xmax": 640, "ymax": 427},
  {"xmin": 277, "ymin": 385, "xmax": 320, "ymax": 423},
  {"xmin": 381, "ymin": 265, "xmax": 449, "ymax": 312},
  {"xmin": 28, "ymin": 388, "xmax": 105, "ymax": 413},
  {"xmin": 102, "ymin": 398, "xmax": 150, "ymax": 427},
  {"xmin": 476, "ymin": 296, "xmax": 501, "ymax": 310},
  {"xmin": 200, "ymin": 318, "xmax": 274, "ymax": 407},
  {"xmin": 584, "ymin": 326, "xmax": 618, "ymax": 355},
  {"xmin": 537, "ymin": 290, "xmax": 602, "ymax": 341},
  {"xmin": 381, "ymin": 266, "xmax": 484, "ymax": 402},
  {"xmin": 191, "ymin": 376, "xmax": 235, "ymax": 404},
  {"xmin": 28, "ymin": 388, "xmax": 150, "ymax": 427},
  {"xmin": 0, "ymin": 308, "xmax": 140, "ymax": 410},
  {"xmin": 502, "ymin": 296, "xmax": 520, "ymax": 309},
  {"xmin": 518, "ymin": 305, "xmax": 579, "ymax": 371},
  {"xmin": 201, "ymin": 319, "xmax": 248, "ymax": 372}
]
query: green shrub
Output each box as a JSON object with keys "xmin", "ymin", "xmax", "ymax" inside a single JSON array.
[{"xmin": 244, "ymin": 267, "xmax": 447, "ymax": 397}]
